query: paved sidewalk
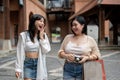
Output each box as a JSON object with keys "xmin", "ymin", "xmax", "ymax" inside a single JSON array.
[
  {"xmin": 0, "ymin": 48, "xmax": 16, "ymax": 58},
  {"xmin": 46, "ymin": 43, "xmax": 120, "ymax": 80},
  {"xmin": 0, "ymin": 43, "xmax": 120, "ymax": 80}
]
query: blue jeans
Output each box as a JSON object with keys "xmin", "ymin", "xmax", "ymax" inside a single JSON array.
[
  {"xmin": 63, "ymin": 62, "xmax": 83, "ymax": 80},
  {"xmin": 24, "ymin": 57, "xmax": 38, "ymax": 79}
]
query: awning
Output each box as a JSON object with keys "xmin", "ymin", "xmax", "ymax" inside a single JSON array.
[{"xmin": 69, "ymin": 0, "xmax": 98, "ymax": 20}]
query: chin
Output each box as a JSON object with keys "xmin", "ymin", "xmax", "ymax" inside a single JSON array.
[
  {"xmin": 38, "ymin": 28, "xmax": 41, "ymax": 31},
  {"xmin": 75, "ymin": 32, "xmax": 79, "ymax": 35}
]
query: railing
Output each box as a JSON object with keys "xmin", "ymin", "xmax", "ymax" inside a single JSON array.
[{"xmin": 46, "ymin": 0, "xmax": 73, "ymax": 9}]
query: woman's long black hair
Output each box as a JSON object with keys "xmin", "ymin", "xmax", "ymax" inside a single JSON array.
[
  {"xmin": 28, "ymin": 14, "xmax": 46, "ymax": 42},
  {"xmin": 71, "ymin": 16, "xmax": 87, "ymax": 35}
]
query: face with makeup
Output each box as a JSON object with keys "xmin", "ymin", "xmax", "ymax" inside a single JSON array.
[
  {"xmin": 71, "ymin": 19, "xmax": 84, "ymax": 35},
  {"xmin": 35, "ymin": 18, "xmax": 45, "ymax": 32},
  {"xmin": 71, "ymin": 16, "xmax": 86, "ymax": 35}
]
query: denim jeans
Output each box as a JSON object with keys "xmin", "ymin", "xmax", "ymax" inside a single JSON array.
[
  {"xmin": 63, "ymin": 62, "xmax": 83, "ymax": 80},
  {"xmin": 24, "ymin": 57, "xmax": 38, "ymax": 79}
]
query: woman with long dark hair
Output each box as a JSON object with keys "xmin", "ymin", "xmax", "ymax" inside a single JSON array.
[{"xmin": 15, "ymin": 14, "xmax": 51, "ymax": 80}]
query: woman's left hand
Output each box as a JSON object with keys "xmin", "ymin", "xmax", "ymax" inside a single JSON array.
[
  {"xmin": 39, "ymin": 27, "xmax": 45, "ymax": 40},
  {"xmin": 79, "ymin": 56, "xmax": 89, "ymax": 63}
]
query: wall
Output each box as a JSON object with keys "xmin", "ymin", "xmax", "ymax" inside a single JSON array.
[
  {"xmin": 25, "ymin": 0, "xmax": 50, "ymax": 37},
  {"xmin": 74, "ymin": 0, "xmax": 90, "ymax": 13},
  {"xmin": 0, "ymin": 0, "xmax": 49, "ymax": 49}
]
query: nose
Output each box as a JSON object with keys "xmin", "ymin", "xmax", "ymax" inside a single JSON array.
[
  {"xmin": 41, "ymin": 21, "xmax": 45, "ymax": 26},
  {"xmin": 40, "ymin": 21, "xmax": 45, "ymax": 26}
]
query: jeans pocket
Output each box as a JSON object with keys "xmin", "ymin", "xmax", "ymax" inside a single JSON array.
[
  {"xmin": 64, "ymin": 63, "xmax": 74, "ymax": 73},
  {"xmin": 24, "ymin": 59, "xmax": 33, "ymax": 68}
]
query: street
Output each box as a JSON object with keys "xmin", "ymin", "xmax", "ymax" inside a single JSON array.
[{"xmin": 0, "ymin": 43, "xmax": 120, "ymax": 80}]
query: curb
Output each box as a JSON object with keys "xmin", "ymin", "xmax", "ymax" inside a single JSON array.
[{"xmin": 0, "ymin": 48, "xmax": 16, "ymax": 58}]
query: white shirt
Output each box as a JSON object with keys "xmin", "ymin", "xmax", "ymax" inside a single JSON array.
[
  {"xmin": 65, "ymin": 40, "xmax": 92, "ymax": 55},
  {"xmin": 58, "ymin": 34, "xmax": 101, "ymax": 60},
  {"xmin": 25, "ymin": 32, "xmax": 39, "ymax": 52},
  {"xmin": 15, "ymin": 31, "xmax": 51, "ymax": 80}
]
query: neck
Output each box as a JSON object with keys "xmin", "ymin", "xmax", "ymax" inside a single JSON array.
[
  {"xmin": 74, "ymin": 33, "xmax": 85, "ymax": 39},
  {"xmin": 76, "ymin": 33, "xmax": 84, "ymax": 36}
]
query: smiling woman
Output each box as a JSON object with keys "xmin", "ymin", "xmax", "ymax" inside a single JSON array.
[
  {"xmin": 58, "ymin": 16, "xmax": 101, "ymax": 80},
  {"xmin": 15, "ymin": 14, "xmax": 51, "ymax": 80}
]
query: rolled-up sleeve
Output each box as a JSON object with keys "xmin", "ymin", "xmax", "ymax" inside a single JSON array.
[
  {"xmin": 39, "ymin": 33, "xmax": 51, "ymax": 54},
  {"xmin": 89, "ymin": 37, "xmax": 101, "ymax": 60},
  {"xmin": 58, "ymin": 35, "xmax": 71, "ymax": 58}
]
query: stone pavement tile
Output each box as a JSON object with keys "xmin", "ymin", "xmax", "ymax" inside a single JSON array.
[
  {"xmin": 0, "ymin": 68, "xmax": 16, "ymax": 80},
  {"xmin": 104, "ymin": 60, "xmax": 120, "ymax": 80},
  {"xmin": 103, "ymin": 52, "xmax": 120, "ymax": 80},
  {"xmin": 103, "ymin": 52, "xmax": 120, "ymax": 60},
  {"xmin": 0, "ymin": 43, "xmax": 120, "ymax": 80},
  {"xmin": 0, "ymin": 49, "xmax": 16, "ymax": 58},
  {"xmin": 46, "ymin": 56, "xmax": 63, "ymax": 80}
]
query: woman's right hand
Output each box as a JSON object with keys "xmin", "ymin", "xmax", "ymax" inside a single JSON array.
[
  {"xmin": 15, "ymin": 72, "xmax": 21, "ymax": 78},
  {"xmin": 39, "ymin": 26, "xmax": 45, "ymax": 40},
  {"xmin": 66, "ymin": 53, "xmax": 74, "ymax": 62}
]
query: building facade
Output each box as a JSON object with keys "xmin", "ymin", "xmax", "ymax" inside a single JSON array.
[
  {"xmin": 0, "ymin": 0, "xmax": 49, "ymax": 50},
  {"xmin": 0, "ymin": 0, "xmax": 120, "ymax": 50},
  {"xmin": 44, "ymin": 0, "xmax": 120, "ymax": 45},
  {"xmin": 69, "ymin": 0, "xmax": 120, "ymax": 45}
]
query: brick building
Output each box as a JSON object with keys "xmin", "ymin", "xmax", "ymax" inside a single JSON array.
[
  {"xmin": 45, "ymin": 0, "xmax": 120, "ymax": 45},
  {"xmin": 0, "ymin": 0, "xmax": 120, "ymax": 50},
  {"xmin": 0, "ymin": 0, "xmax": 50, "ymax": 50},
  {"xmin": 69, "ymin": 0, "xmax": 120, "ymax": 45}
]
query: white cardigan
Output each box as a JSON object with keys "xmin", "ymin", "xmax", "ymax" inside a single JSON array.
[{"xmin": 15, "ymin": 31, "xmax": 51, "ymax": 80}]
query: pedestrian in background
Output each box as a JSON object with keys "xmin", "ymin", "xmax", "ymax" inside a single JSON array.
[
  {"xmin": 15, "ymin": 14, "xmax": 51, "ymax": 80},
  {"xmin": 58, "ymin": 16, "xmax": 101, "ymax": 80}
]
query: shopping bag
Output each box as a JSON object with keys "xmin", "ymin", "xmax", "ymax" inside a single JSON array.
[{"xmin": 83, "ymin": 59, "xmax": 106, "ymax": 80}]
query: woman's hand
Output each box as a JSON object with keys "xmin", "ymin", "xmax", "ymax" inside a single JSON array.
[
  {"xmin": 66, "ymin": 53, "xmax": 75, "ymax": 62},
  {"xmin": 79, "ymin": 56, "xmax": 89, "ymax": 63},
  {"xmin": 39, "ymin": 27, "xmax": 45, "ymax": 40},
  {"xmin": 15, "ymin": 72, "xmax": 21, "ymax": 78}
]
